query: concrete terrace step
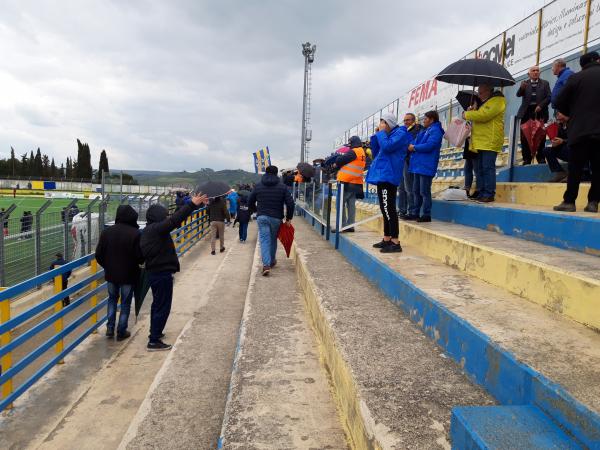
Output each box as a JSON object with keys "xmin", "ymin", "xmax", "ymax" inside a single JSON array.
[
  {"xmin": 395, "ymin": 220, "xmax": 600, "ymax": 331},
  {"xmin": 293, "ymin": 220, "xmax": 495, "ymax": 449},
  {"xmin": 218, "ymin": 244, "xmax": 347, "ymax": 449},
  {"xmin": 451, "ymin": 405, "xmax": 582, "ymax": 449},
  {"xmin": 429, "ymin": 199, "xmax": 600, "ymax": 256},
  {"xmin": 432, "ymin": 181, "xmax": 591, "ymax": 210},
  {"xmin": 323, "ymin": 225, "xmax": 600, "ymax": 448}
]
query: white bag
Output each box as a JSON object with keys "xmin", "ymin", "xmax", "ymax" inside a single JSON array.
[
  {"xmin": 438, "ymin": 187, "xmax": 468, "ymax": 201},
  {"xmin": 444, "ymin": 118, "xmax": 471, "ymax": 148}
]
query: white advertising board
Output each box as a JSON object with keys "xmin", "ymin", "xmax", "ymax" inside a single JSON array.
[
  {"xmin": 505, "ymin": 13, "xmax": 540, "ymax": 75},
  {"xmin": 539, "ymin": 0, "xmax": 588, "ymax": 63},
  {"xmin": 476, "ymin": 34, "xmax": 506, "ymax": 64}
]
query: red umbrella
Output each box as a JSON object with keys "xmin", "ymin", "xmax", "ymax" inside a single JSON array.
[
  {"xmin": 277, "ymin": 222, "xmax": 294, "ymax": 258},
  {"xmin": 545, "ymin": 122, "xmax": 560, "ymax": 140},
  {"xmin": 521, "ymin": 119, "xmax": 546, "ymax": 159}
]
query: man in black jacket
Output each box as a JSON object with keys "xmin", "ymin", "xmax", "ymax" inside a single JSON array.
[
  {"xmin": 517, "ymin": 66, "xmax": 552, "ymax": 164},
  {"xmin": 248, "ymin": 166, "xmax": 294, "ymax": 276},
  {"xmin": 49, "ymin": 252, "xmax": 72, "ymax": 307},
  {"xmin": 95, "ymin": 205, "xmax": 144, "ymax": 340},
  {"xmin": 140, "ymin": 193, "xmax": 207, "ymax": 350},
  {"xmin": 553, "ymin": 52, "xmax": 600, "ymax": 213}
]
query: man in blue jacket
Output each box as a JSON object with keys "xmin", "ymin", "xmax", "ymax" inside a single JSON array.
[
  {"xmin": 366, "ymin": 112, "xmax": 411, "ymax": 253},
  {"xmin": 408, "ymin": 111, "xmax": 444, "ymax": 222},
  {"xmin": 551, "ymin": 59, "xmax": 574, "ymax": 109}
]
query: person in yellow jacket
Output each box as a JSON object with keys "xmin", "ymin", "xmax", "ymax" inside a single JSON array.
[
  {"xmin": 332, "ymin": 136, "xmax": 366, "ymax": 232},
  {"xmin": 463, "ymin": 84, "xmax": 506, "ymax": 202}
]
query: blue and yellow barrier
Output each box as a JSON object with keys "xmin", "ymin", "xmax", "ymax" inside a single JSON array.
[{"xmin": 0, "ymin": 206, "xmax": 209, "ymax": 411}]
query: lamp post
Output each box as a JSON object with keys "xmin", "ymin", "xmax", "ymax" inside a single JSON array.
[{"xmin": 301, "ymin": 42, "xmax": 316, "ymax": 163}]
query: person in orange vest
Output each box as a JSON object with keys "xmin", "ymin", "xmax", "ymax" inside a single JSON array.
[
  {"xmin": 293, "ymin": 170, "xmax": 304, "ymax": 184},
  {"xmin": 332, "ymin": 135, "xmax": 366, "ymax": 232}
]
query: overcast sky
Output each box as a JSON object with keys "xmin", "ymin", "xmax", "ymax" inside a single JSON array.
[{"xmin": 0, "ymin": 0, "xmax": 548, "ymax": 173}]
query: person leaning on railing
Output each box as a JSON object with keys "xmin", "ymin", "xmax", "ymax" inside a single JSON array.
[
  {"xmin": 331, "ymin": 135, "xmax": 366, "ymax": 233},
  {"xmin": 140, "ymin": 192, "xmax": 208, "ymax": 351}
]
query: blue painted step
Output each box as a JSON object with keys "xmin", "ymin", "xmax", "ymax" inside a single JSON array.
[
  {"xmin": 430, "ymin": 200, "xmax": 600, "ymax": 256},
  {"xmin": 451, "ymin": 405, "xmax": 582, "ymax": 450}
]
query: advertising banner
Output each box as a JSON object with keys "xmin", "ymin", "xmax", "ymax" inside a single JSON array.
[
  {"xmin": 539, "ymin": 0, "xmax": 588, "ymax": 63},
  {"xmin": 476, "ymin": 34, "xmax": 506, "ymax": 64},
  {"xmin": 504, "ymin": 13, "xmax": 540, "ymax": 75}
]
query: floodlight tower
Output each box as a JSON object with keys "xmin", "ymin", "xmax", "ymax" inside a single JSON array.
[{"xmin": 300, "ymin": 42, "xmax": 316, "ymax": 163}]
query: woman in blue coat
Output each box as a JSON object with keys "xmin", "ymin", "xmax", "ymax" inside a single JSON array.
[
  {"xmin": 408, "ymin": 110, "xmax": 444, "ymax": 222},
  {"xmin": 365, "ymin": 112, "xmax": 411, "ymax": 253}
]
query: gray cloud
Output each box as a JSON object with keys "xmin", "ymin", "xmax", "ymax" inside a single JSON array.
[{"xmin": 0, "ymin": 0, "xmax": 543, "ymax": 172}]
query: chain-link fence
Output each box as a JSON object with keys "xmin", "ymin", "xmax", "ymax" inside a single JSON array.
[{"xmin": 0, "ymin": 194, "xmax": 175, "ymax": 288}]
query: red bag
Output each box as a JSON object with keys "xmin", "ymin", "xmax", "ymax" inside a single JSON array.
[
  {"xmin": 520, "ymin": 119, "xmax": 546, "ymax": 158},
  {"xmin": 277, "ymin": 221, "xmax": 295, "ymax": 258},
  {"xmin": 545, "ymin": 122, "xmax": 559, "ymax": 141}
]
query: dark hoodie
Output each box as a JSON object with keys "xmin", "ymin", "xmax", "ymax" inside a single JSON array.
[
  {"xmin": 95, "ymin": 205, "xmax": 143, "ymax": 284},
  {"xmin": 140, "ymin": 203, "xmax": 195, "ymax": 273},
  {"xmin": 248, "ymin": 173, "xmax": 295, "ymax": 220}
]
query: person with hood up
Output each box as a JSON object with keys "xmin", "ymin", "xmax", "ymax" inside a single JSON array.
[
  {"xmin": 463, "ymin": 84, "xmax": 506, "ymax": 203},
  {"xmin": 208, "ymin": 195, "xmax": 229, "ymax": 254},
  {"xmin": 235, "ymin": 197, "xmax": 251, "ymax": 242},
  {"xmin": 407, "ymin": 110, "xmax": 444, "ymax": 222},
  {"xmin": 366, "ymin": 112, "xmax": 412, "ymax": 253},
  {"xmin": 95, "ymin": 205, "xmax": 144, "ymax": 340},
  {"xmin": 226, "ymin": 190, "xmax": 239, "ymax": 225},
  {"xmin": 332, "ymin": 135, "xmax": 366, "ymax": 232},
  {"xmin": 140, "ymin": 192, "xmax": 208, "ymax": 351},
  {"xmin": 49, "ymin": 252, "xmax": 72, "ymax": 307},
  {"xmin": 248, "ymin": 165, "xmax": 294, "ymax": 276}
]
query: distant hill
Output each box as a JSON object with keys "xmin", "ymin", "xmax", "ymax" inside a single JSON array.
[{"xmin": 127, "ymin": 168, "xmax": 261, "ymax": 187}]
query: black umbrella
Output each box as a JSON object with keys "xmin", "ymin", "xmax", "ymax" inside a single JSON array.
[
  {"xmin": 296, "ymin": 162, "xmax": 315, "ymax": 178},
  {"xmin": 436, "ymin": 58, "xmax": 515, "ymax": 87},
  {"xmin": 134, "ymin": 268, "xmax": 151, "ymax": 320},
  {"xmin": 455, "ymin": 90, "xmax": 482, "ymax": 111},
  {"xmin": 196, "ymin": 181, "xmax": 231, "ymax": 198}
]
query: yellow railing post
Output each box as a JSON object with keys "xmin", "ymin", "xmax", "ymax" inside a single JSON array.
[
  {"xmin": 583, "ymin": 0, "xmax": 592, "ymax": 53},
  {"xmin": 53, "ymin": 273, "xmax": 64, "ymax": 364},
  {"xmin": 0, "ymin": 292, "xmax": 13, "ymax": 409},
  {"xmin": 89, "ymin": 259, "xmax": 98, "ymax": 331},
  {"xmin": 536, "ymin": 9, "xmax": 543, "ymax": 65}
]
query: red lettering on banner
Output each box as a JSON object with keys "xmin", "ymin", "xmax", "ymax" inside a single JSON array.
[{"xmin": 408, "ymin": 79, "xmax": 438, "ymax": 108}]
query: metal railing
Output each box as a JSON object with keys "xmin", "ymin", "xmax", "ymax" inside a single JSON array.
[{"xmin": 0, "ymin": 206, "xmax": 209, "ymax": 411}]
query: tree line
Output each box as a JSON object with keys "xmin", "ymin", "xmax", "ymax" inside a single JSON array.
[{"xmin": 0, "ymin": 140, "xmax": 136, "ymax": 184}]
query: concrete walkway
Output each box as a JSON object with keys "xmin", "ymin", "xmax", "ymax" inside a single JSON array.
[
  {"xmin": 119, "ymin": 227, "xmax": 257, "ymax": 450},
  {"xmin": 219, "ymin": 243, "xmax": 347, "ymax": 449}
]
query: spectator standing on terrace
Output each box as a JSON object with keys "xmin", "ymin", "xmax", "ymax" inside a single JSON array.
[
  {"xmin": 516, "ymin": 66, "xmax": 551, "ymax": 164},
  {"xmin": 227, "ymin": 190, "xmax": 239, "ymax": 226},
  {"xmin": 543, "ymin": 112, "xmax": 570, "ymax": 182},
  {"xmin": 463, "ymin": 84, "xmax": 506, "ymax": 203},
  {"xmin": 331, "ymin": 135, "xmax": 366, "ymax": 233},
  {"xmin": 49, "ymin": 252, "xmax": 71, "ymax": 307},
  {"xmin": 551, "ymin": 59, "xmax": 574, "ymax": 109},
  {"xmin": 208, "ymin": 196, "xmax": 229, "ymax": 255},
  {"xmin": 398, "ymin": 113, "xmax": 422, "ymax": 219},
  {"xmin": 248, "ymin": 165, "xmax": 294, "ymax": 276},
  {"xmin": 366, "ymin": 112, "xmax": 411, "ymax": 253},
  {"xmin": 95, "ymin": 205, "xmax": 143, "ymax": 341},
  {"xmin": 141, "ymin": 192, "xmax": 208, "ymax": 351},
  {"xmin": 553, "ymin": 52, "xmax": 600, "ymax": 213},
  {"xmin": 235, "ymin": 197, "xmax": 251, "ymax": 242},
  {"xmin": 407, "ymin": 111, "xmax": 444, "ymax": 222}
]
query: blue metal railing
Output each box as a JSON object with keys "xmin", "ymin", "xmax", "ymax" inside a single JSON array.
[{"xmin": 0, "ymin": 206, "xmax": 209, "ymax": 411}]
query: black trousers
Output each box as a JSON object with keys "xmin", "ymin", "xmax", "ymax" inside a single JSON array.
[
  {"xmin": 377, "ymin": 182, "xmax": 399, "ymax": 239},
  {"xmin": 521, "ymin": 106, "xmax": 547, "ymax": 164},
  {"xmin": 148, "ymin": 271, "xmax": 174, "ymax": 343},
  {"xmin": 563, "ymin": 136, "xmax": 600, "ymax": 204}
]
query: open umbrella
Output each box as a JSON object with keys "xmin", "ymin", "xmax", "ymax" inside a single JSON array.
[
  {"xmin": 296, "ymin": 162, "xmax": 315, "ymax": 179},
  {"xmin": 134, "ymin": 268, "xmax": 151, "ymax": 320},
  {"xmin": 196, "ymin": 180, "xmax": 231, "ymax": 198},
  {"xmin": 521, "ymin": 119, "xmax": 546, "ymax": 159},
  {"xmin": 436, "ymin": 58, "xmax": 515, "ymax": 87},
  {"xmin": 277, "ymin": 221, "xmax": 294, "ymax": 258},
  {"xmin": 455, "ymin": 90, "xmax": 481, "ymax": 111}
]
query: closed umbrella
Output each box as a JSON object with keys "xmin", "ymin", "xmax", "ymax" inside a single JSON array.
[
  {"xmin": 521, "ymin": 119, "xmax": 546, "ymax": 159},
  {"xmin": 436, "ymin": 58, "xmax": 515, "ymax": 87},
  {"xmin": 196, "ymin": 181, "xmax": 231, "ymax": 198},
  {"xmin": 134, "ymin": 268, "xmax": 151, "ymax": 319},
  {"xmin": 277, "ymin": 222, "xmax": 294, "ymax": 258},
  {"xmin": 296, "ymin": 162, "xmax": 315, "ymax": 179}
]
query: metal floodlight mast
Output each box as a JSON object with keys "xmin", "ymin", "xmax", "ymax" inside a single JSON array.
[{"xmin": 300, "ymin": 42, "xmax": 316, "ymax": 163}]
